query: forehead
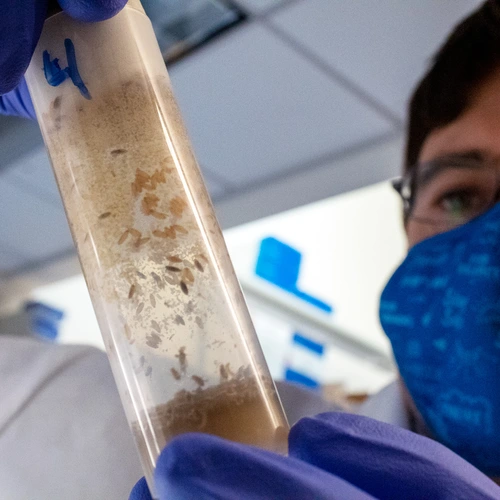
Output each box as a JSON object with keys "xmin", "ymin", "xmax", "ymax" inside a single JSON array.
[{"xmin": 419, "ymin": 69, "xmax": 500, "ymax": 164}]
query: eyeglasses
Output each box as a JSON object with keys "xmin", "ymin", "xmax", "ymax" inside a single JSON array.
[{"xmin": 392, "ymin": 156, "xmax": 500, "ymax": 229}]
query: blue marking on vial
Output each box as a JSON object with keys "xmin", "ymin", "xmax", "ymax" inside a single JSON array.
[
  {"xmin": 64, "ymin": 39, "xmax": 91, "ymax": 100},
  {"xmin": 43, "ymin": 38, "xmax": 91, "ymax": 100},
  {"xmin": 43, "ymin": 52, "xmax": 67, "ymax": 86}
]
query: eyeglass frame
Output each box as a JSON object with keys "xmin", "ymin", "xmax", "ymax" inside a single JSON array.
[{"xmin": 391, "ymin": 154, "xmax": 500, "ymax": 226}]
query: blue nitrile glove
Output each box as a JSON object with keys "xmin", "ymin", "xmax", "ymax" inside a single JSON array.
[
  {"xmin": 129, "ymin": 432, "xmax": 374, "ymax": 500},
  {"xmin": 0, "ymin": 0, "xmax": 127, "ymax": 118},
  {"xmin": 129, "ymin": 412, "xmax": 500, "ymax": 500}
]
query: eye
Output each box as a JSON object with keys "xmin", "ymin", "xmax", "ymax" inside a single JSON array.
[{"xmin": 438, "ymin": 189, "xmax": 484, "ymax": 218}]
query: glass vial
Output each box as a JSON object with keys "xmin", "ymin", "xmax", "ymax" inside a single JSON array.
[{"xmin": 26, "ymin": 1, "xmax": 288, "ymax": 495}]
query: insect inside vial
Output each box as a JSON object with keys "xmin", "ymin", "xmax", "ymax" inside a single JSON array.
[
  {"xmin": 180, "ymin": 281, "xmax": 189, "ymax": 295},
  {"xmin": 192, "ymin": 375, "xmax": 205, "ymax": 387},
  {"xmin": 220, "ymin": 363, "xmax": 229, "ymax": 381},
  {"xmin": 141, "ymin": 193, "xmax": 160, "ymax": 216},
  {"xmin": 110, "ymin": 148, "xmax": 127, "ymax": 156},
  {"xmin": 151, "ymin": 272, "xmax": 163, "ymax": 286},
  {"xmin": 169, "ymin": 196, "xmax": 187, "ymax": 216},
  {"xmin": 182, "ymin": 268, "xmax": 194, "ymax": 284},
  {"xmin": 135, "ymin": 237, "xmax": 150, "ymax": 248},
  {"xmin": 166, "ymin": 266, "xmax": 181, "ymax": 272},
  {"xmin": 124, "ymin": 324, "xmax": 132, "ymax": 341},
  {"xmin": 118, "ymin": 230, "xmax": 129, "ymax": 245},
  {"xmin": 176, "ymin": 346, "xmax": 187, "ymax": 372},
  {"xmin": 173, "ymin": 224, "xmax": 188, "ymax": 235},
  {"xmin": 219, "ymin": 363, "xmax": 233, "ymax": 381},
  {"xmin": 146, "ymin": 333, "xmax": 162, "ymax": 349},
  {"xmin": 165, "ymin": 275, "xmax": 179, "ymax": 286}
]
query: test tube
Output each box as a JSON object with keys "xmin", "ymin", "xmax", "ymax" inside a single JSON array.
[{"xmin": 25, "ymin": 1, "xmax": 289, "ymax": 494}]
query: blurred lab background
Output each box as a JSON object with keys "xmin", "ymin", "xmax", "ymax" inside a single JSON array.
[{"xmin": 0, "ymin": 0, "xmax": 483, "ymax": 409}]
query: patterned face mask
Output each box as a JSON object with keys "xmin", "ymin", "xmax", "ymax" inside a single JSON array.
[{"xmin": 380, "ymin": 203, "xmax": 500, "ymax": 476}]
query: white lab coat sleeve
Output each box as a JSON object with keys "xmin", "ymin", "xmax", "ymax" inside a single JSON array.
[
  {"xmin": 356, "ymin": 380, "xmax": 410, "ymax": 429},
  {"xmin": 0, "ymin": 336, "xmax": 142, "ymax": 500},
  {"xmin": 275, "ymin": 380, "xmax": 410, "ymax": 430},
  {"xmin": 275, "ymin": 380, "xmax": 345, "ymax": 425}
]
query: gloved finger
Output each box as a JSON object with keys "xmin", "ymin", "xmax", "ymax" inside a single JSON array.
[
  {"xmin": 0, "ymin": 0, "xmax": 47, "ymax": 94},
  {"xmin": 129, "ymin": 477, "xmax": 154, "ymax": 500},
  {"xmin": 0, "ymin": 79, "xmax": 36, "ymax": 119},
  {"xmin": 154, "ymin": 433, "xmax": 376, "ymax": 500},
  {"xmin": 290, "ymin": 412, "xmax": 500, "ymax": 500},
  {"xmin": 57, "ymin": 0, "xmax": 128, "ymax": 22}
]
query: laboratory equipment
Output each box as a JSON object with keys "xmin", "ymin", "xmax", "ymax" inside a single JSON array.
[{"xmin": 25, "ymin": 1, "xmax": 288, "ymax": 495}]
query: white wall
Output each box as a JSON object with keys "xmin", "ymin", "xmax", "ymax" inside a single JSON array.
[
  {"xmin": 224, "ymin": 181, "xmax": 407, "ymax": 354},
  {"xmin": 31, "ymin": 274, "xmax": 104, "ymax": 349}
]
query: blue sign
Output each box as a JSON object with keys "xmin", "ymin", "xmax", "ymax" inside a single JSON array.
[
  {"xmin": 285, "ymin": 368, "xmax": 320, "ymax": 390},
  {"xmin": 255, "ymin": 237, "xmax": 333, "ymax": 313},
  {"xmin": 25, "ymin": 301, "xmax": 64, "ymax": 341}
]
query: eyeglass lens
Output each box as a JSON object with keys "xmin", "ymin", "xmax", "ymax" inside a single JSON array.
[{"xmin": 410, "ymin": 161, "xmax": 499, "ymax": 228}]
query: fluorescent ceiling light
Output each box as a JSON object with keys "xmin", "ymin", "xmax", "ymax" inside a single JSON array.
[{"xmin": 142, "ymin": 0, "xmax": 247, "ymax": 63}]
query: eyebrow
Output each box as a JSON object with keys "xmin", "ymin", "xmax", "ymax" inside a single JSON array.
[{"xmin": 417, "ymin": 149, "xmax": 486, "ymax": 187}]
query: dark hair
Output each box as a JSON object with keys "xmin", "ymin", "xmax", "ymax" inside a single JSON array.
[{"xmin": 405, "ymin": 0, "xmax": 500, "ymax": 172}]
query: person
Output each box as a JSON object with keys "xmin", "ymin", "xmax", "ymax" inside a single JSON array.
[
  {"xmin": 129, "ymin": 0, "xmax": 500, "ymax": 495},
  {"xmin": 362, "ymin": 0, "xmax": 500, "ymax": 479},
  {"xmin": 2, "ymin": 1, "xmax": 500, "ymax": 499}
]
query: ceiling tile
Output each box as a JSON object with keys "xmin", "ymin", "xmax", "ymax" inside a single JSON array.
[
  {"xmin": 214, "ymin": 134, "xmax": 403, "ymax": 228},
  {"xmin": 235, "ymin": 0, "xmax": 288, "ymax": 13},
  {"xmin": 203, "ymin": 174, "xmax": 226, "ymax": 198},
  {"xmin": 272, "ymin": 0, "xmax": 483, "ymax": 118},
  {"xmin": 170, "ymin": 24, "xmax": 393, "ymax": 186},
  {"xmin": 0, "ymin": 115, "xmax": 44, "ymax": 170},
  {"xmin": 0, "ymin": 246, "xmax": 28, "ymax": 274},
  {"xmin": 2, "ymin": 148, "xmax": 63, "ymax": 208},
  {"xmin": 0, "ymin": 178, "xmax": 73, "ymax": 263}
]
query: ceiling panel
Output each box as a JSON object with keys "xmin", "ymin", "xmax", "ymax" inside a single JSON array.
[
  {"xmin": 0, "ymin": 246, "xmax": 29, "ymax": 274},
  {"xmin": 235, "ymin": 0, "xmax": 288, "ymax": 13},
  {"xmin": 0, "ymin": 115, "xmax": 43, "ymax": 171},
  {"xmin": 215, "ymin": 133, "xmax": 403, "ymax": 228},
  {"xmin": 272, "ymin": 0, "xmax": 483, "ymax": 118},
  {"xmin": 0, "ymin": 178, "xmax": 73, "ymax": 263},
  {"xmin": 169, "ymin": 24, "xmax": 394, "ymax": 186},
  {"xmin": 2, "ymin": 148, "xmax": 63, "ymax": 208},
  {"xmin": 202, "ymin": 173, "xmax": 227, "ymax": 198}
]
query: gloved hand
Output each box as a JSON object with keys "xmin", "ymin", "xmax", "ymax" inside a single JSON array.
[
  {"xmin": 0, "ymin": 0, "xmax": 127, "ymax": 118},
  {"xmin": 129, "ymin": 412, "xmax": 500, "ymax": 500}
]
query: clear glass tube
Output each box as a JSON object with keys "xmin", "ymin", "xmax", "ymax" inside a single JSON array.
[{"xmin": 26, "ymin": 2, "xmax": 288, "ymax": 495}]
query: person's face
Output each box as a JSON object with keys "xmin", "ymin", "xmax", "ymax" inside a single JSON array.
[
  {"xmin": 406, "ymin": 68, "xmax": 500, "ymax": 246},
  {"xmin": 400, "ymin": 70, "xmax": 500, "ymax": 481}
]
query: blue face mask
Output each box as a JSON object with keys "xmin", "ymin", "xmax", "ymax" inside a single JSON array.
[{"xmin": 380, "ymin": 203, "xmax": 500, "ymax": 476}]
